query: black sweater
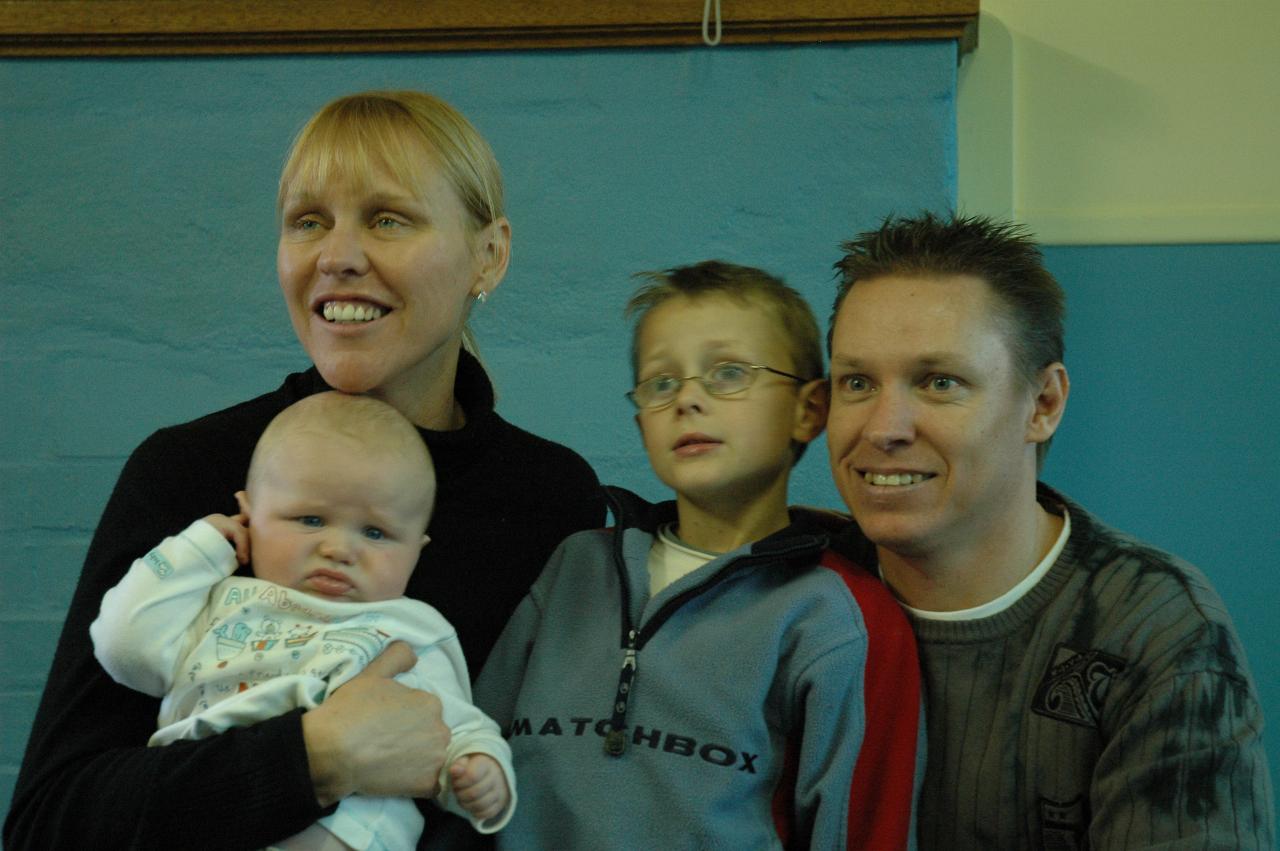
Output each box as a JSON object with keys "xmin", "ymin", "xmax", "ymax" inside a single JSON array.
[{"xmin": 4, "ymin": 352, "xmax": 605, "ymax": 850}]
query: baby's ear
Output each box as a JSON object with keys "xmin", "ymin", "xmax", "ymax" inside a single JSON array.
[
  {"xmin": 234, "ymin": 490, "xmax": 252, "ymax": 518},
  {"xmin": 421, "ymin": 533, "xmax": 432, "ymax": 550}
]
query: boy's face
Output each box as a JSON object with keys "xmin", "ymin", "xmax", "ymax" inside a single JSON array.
[
  {"xmin": 237, "ymin": 433, "xmax": 432, "ymax": 602},
  {"xmin": 633, "ymin": 293, "xmax": 824, "ymax": 510}
]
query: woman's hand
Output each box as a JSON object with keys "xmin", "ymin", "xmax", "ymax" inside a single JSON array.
[{"xmin": 302, "ymin": 641, "xmax": 450, "ymax": 806}]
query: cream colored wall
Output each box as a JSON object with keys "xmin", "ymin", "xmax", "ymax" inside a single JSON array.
[{"xmin": 959, "ymin": 0, "xmax": 1280, "ymax": 244}]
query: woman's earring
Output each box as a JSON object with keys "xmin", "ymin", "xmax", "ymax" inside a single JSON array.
[{"xmin": 474, "ymin": 291, "xmax": 488, "ymax": 305}]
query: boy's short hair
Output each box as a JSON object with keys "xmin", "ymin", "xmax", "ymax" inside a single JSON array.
[
  {"xmin": 625, "ymin": 260, "xmax": 824, "ymax": 463},
  {"xmin": 625, "ymin": 260, "xmax": 824, "ymax": 384},
  {"xmin": 831, "ymin": 212, "xmax": 1065, "ymax": 468},
  {"xmin": 248, "ymin": 392, "xmax": 436, "ymax": 525}
]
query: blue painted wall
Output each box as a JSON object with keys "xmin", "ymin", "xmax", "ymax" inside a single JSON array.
[
  {"xmin": 1040, "ymin": 242, "xmax": 1280, "ymax": 796},
  {"xmin": 0, "ymin": 42, "xmax": 958, "ymax": 821}
]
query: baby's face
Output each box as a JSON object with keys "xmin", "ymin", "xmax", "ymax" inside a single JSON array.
[{"xmin": 240, "ymin": 435, "xmax": 432, "ymax": 602}]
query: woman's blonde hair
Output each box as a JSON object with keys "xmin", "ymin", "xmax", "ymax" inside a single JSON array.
[{"xmin": 278, "ymin": 90, "xmax": 504, "ymax": 228}]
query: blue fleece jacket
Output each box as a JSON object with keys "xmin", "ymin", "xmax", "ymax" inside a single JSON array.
[{"xmin": 472, "ymin": 488, "xmax": 925, "ymax": 850}]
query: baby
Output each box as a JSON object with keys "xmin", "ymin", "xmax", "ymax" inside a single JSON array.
[{"xmin": 91, "ymin": 391, "xmax": 514, "ymax": 850}]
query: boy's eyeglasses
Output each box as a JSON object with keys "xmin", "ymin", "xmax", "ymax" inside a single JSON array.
[{"xmin": 627, "ymin": 361, "xmax": 809, "ymax": 409}]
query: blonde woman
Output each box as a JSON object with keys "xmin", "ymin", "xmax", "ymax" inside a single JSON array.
[{"xmin": 7, "ymin": 91, "xmax": 604, "ymax": 850}]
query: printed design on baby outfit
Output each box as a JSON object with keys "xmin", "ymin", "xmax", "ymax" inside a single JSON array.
[
  {"xmin": 160, "ymin": 586, "xmax": 408, "ymax": 728},
  {"xmin": 251, "ymin": 616, "xmax": 282, "ymax": 653},
  {"xmin": 286, "ymin": 624, "xmax": 318, "ymax": 650},
  {"xmin": 1031, "ymin": 643, "xmax": 1127, "ymax": 728},
  {"xmin": 213, "ymin": 621, "xmax": 252, "ymax": 661},
  {"xmin": 321, "ymin": 626, "xmax": 392, "ymax": 669}
]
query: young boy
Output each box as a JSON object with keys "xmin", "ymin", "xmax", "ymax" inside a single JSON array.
[
  {"xmin": 90, "ymin": 392, "xmax": 514, "ymax": 850},
  {"xmin": 473, "ymin": 261, "xmax": 924, "ymax": 849}
]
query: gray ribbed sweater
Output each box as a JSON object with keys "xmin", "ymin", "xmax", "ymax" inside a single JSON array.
[{"xmin": 904, "ymin": 485, "xmax": 1274, "ymax": 849}]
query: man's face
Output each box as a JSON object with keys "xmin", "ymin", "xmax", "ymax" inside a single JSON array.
[{"xmin": 827, "ymin": 274, "xmax": 1044, "ymax": 560}]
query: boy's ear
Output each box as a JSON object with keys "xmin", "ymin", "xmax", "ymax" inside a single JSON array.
[
  {"xmin": 792, "ymin": 378, "xmax": 829, "ymax": 444},
  {"xmin": 235, "ymin": 490, "xmax": 252, "ymax": 517},
  {"xmin": 1026, "ymin": 362, "xmax": 1069, "ymax": 444},
  {"xmin": 421, "ymin": 533, "xmax": 432, "ymax": 550}
]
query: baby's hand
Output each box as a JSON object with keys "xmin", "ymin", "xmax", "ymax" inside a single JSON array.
[
  {"xmin": 203, "ymin": 512, "xmax": 250, "ymax": 565},
  {"xmin": 449, "ymin": 753, "xmax": 510, "ymax": 823}
]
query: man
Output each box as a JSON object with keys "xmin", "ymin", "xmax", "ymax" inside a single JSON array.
[{"xmin": 824, "ymin": 212, "xmax": 1274, "ymax": 849}]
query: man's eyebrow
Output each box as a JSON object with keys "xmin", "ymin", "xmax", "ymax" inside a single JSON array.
[{"xmin": 829, "ymin": 352, "xmax": 969, "ymax": 369}]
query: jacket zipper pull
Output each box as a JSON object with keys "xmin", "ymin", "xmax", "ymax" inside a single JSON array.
[{"xmin": 604, "ymin": 629, "xmax": 638, "ymax": 757}]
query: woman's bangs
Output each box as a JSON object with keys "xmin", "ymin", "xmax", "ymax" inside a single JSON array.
[{"xmin": 278, "ymin": 107, "xmax": 431, "ymax": 209}]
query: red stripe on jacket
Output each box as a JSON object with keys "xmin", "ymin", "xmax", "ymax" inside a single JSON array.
[
  {"xmin": 823, "ymin": 548, "xmax": 921, "ymax": 849},
  {"xmin": 768, "ymin": 549, "xmax": 922, "ymax": 848}
]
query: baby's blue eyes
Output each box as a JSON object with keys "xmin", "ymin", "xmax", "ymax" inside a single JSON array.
[{"xmin": 294, "ymin": 517, "xmax": 390, "ymax": 541}]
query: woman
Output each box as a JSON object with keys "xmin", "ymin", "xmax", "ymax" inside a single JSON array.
[{"xmin": 4, "ymin": 91, "xmax": 605, "ymax": 850}]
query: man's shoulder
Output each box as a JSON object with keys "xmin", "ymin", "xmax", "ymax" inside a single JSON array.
[
  {"xmin": 1059, "ymin": 491, "xmax": 1223, "ymax": 615},
  {"xmin": 1051, "ymin": 489, "xmax": 1249, "ymax": 681}
]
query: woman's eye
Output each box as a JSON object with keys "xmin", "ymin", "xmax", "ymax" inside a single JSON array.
[
  {"xmin": 363, "ymin": 527, "xmax": 386, "ymax": 541},
  {"xmin": 297, "ymin": 516, "xmax": 323, "ymax": 528}
]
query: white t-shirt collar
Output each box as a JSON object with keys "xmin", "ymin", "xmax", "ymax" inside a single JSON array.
[{"xmin": 895, "ymin": 510, "xmax": 1072, "ymax": 622}]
